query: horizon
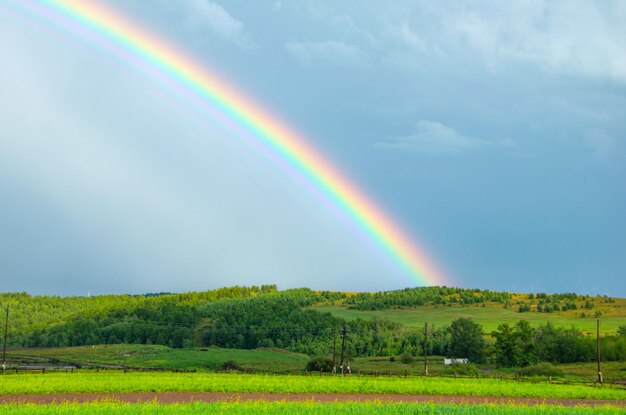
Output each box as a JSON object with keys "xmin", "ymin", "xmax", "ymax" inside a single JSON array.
[{"xmin": 2, "ymin": 284, "xmax": 622, "ymax": 299}]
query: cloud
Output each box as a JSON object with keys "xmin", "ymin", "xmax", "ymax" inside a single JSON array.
[
  {"xmin": 177, "ymin": 0, "xmax": 254, "ymax": 48},
  {"xmin": 450, "ymin": 2, "xmax": 626, "ymax": 81},
  {"xmin": 380, "ymin": 2, "xmax": 626, "ymax": 83},
  {"xmin": 376, "ymin": 120, "xmax": 512, "ymax": 156},
  {"xmin": 285, "ymin": 40, "xmax": 365, "ymax": 66}
]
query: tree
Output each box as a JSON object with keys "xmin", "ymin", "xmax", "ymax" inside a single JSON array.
[
  {"xmin": 449, "ymin": 318, "xmax": 486, "ymax": 363},
  {"xmin": 535, "ymin": 323, "xmax": 594, "ymax": 363},
  {"xmin": 492, "ymin": 320, "xmax": 537, "ymax": 367},
  {"xmin": 306, "ymin": 357, "xmax": 333, "ymax": 372},
  {"xmin": 514, "ymin": 320, "xmax": 536, "ymax": 366}
]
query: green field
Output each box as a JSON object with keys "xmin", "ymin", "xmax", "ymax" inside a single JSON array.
[
  {"xmin": 8, "ymin": 344, "xmax": 626, "ymax": 381},
  {"xmin": 1, "ymin": 373, "xmax": 624, "ymax": 400},
  {"xmin": 7, "ymin": 344, "xmax": 308, "ymax": 372},
  {"xmin": 312, "ymin": 302, "xmax": 626, "ymax": 335},
  {"xmin": 0, "ymin": 402, "xmax": 623, "ymax": 415}
]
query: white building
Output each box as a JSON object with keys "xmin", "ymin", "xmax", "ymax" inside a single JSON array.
[{"xmin": 444, "ymin": 358, "xmax": 469, "ymax": 365}]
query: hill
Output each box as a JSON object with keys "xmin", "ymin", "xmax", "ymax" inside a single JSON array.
[{"xmin": 1, "ymin": 285, "xmax": 625, "ymax": 372}]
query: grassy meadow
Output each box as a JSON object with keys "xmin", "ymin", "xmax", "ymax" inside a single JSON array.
[
  {"xmin": 1, "ymin": 372, "xmax": 624, "ymax": 400},
  {"xmin": 9, "ymin": 344, "xmax": 626, "ymax": 381},
  {"xmin": 313, "ymin": 296, "xmax": 626, "ymax": 335},
  {"xmin": 7, "ymin": 344, "xmax": 308, "ymax": 373}
]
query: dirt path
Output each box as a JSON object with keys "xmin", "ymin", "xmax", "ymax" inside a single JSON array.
[{"xmin": 1, "ymin": 392, "xmax": 623, "ymax": 407}]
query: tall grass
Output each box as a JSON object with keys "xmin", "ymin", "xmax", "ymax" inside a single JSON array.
[
  {"xmin": 0, "ymin": 401, "xmax": 623, "ymax": 415},
  {"xmin": 0, "ymin": 373, "xmax": 624, "ymax": 400}
]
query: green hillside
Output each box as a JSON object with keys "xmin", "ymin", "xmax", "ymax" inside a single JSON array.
[
  {"xmin": 312, "ymin": 301, "xmax": 626, "ymax": 335},
  {"xmin": 2, "ymin": 285, "xmax": 625, "ymax": 375}
]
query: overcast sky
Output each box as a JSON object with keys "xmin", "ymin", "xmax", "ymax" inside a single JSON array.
[{"xmin": 1, "ymin": 0, "xmax": 624, "ymax": 296}]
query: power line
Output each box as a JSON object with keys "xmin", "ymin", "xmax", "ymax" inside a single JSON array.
[
  {"xmin": 339, "ymin": 324, "xmax": 350, "ymax": 375},
  {"xmin": 332, "ymin": 325, "xmax": 337, "ymax": 374},
  {"xmin": 597, "ymin": 319, "xmax": 602, "ymax": 384},
  {"xmin": 423, "ymin": 322, "xmax": 428, "ymax": 376}
]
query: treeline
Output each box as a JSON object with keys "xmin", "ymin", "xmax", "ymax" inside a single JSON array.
[
  {"xmin": 16, "ymin": 288, "xmax": 344, "ymax": 350},
  {"xmin": 200, "ymin": 291, "xmax": 450, "ymax": 358},
  {"xmin": 491, "ymin": 321, "xmax": 626, "ymax": 366},
  {"xmin": 201, "ymin": 289, "xmax": 342, "ymax": 353},
  {"xmin": 26, "ymin": 302, "xmax": 201, "ymax": 348},
  {"xmin": 1, "ymin": 285, "xmax": 280, "ymax": 347},
  {"xmin": 515, "ymin": 293, "xmax": 599, "ymax": 314},
  {"xmin": 345, "ymin": 287, "xmax": 511, "ymax": 310}
]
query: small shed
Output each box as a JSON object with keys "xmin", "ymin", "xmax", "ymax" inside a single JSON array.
[{"xmin": 444, "ymin": 358, "xmax": 469, "ymax": 365}]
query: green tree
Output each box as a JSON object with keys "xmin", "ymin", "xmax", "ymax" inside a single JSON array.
[
  {"xmin": 492, "ymin": 320, "xmax": 537, "ymax": 367},
  {"xmin": 449, "ymin": 318, "xmax": 486, "ymax": 363}
]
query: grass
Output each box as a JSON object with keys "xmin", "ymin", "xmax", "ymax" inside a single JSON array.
[
  {"xmin": 558, "ymin": 362, "xmax": 626, "ymax": 381},
  {"xmin": 312, "ymin": 300, "xmax": 626, "ymax": 335},
  {"xmin": 7, "ymin": 344, "xmax": 308, "ymax": 372},
  {"xmin": 0, "ymin": 372, "xmax": 624, "ymax": 400},
  {"xmin": 9, "ymin": 344, "xmax": 626, "ymax": 381},
  {"xmin": 0, "ymin": 402, "xmax": 623, "ymax": 415}
]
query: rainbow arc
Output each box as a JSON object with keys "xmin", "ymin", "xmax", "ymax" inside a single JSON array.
[{"xmin": 20, "ymin": 0, "xmax": 449, "ymax": 286}]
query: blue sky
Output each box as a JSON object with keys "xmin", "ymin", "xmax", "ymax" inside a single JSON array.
[{"xmin": 0, "ymin": 0, "xmax": 624, "ymax": 296}]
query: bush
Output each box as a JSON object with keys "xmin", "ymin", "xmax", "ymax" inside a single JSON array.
[
  {"xmin": 219, "ymin": 360, "xmax": 242, "ymax": 371},
  {"xmin": 305, "ymin": 357, "xmax": 334, "ymax": 372},
  {"xmin": 442, "ymin": 363, "xmax": 478, "ymax": 377},
  {"xmin": 518, "ymin": 363, "xmax": 564, "ymax": 378},
  {"xmin": 400, "ymin": 352, "xmax": 414, "ymax": 364}
]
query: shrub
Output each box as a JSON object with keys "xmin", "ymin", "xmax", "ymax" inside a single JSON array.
[
  {"xmin": 305, "ymin": 357, "xmax": 334, "ymax": 372},
  {"xmin": 518, "ymin": 363, "xmax": 564, "ymax": 378},
  {"xmin": 400, "ymin": 352, "xmax": 414, "ymax": 364},
  {"xmin": 442, "ymin": 363, "xmax": 478, "ymax": 377},
  {"xmin": 220, "ymin": 360, "xmax": 242, "ymax": 371}
]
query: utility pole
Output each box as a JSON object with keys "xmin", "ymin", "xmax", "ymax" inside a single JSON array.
[
  {"xmin": 2, "ymin": 305, "xmax": 9, "ymax": 373},
  {"xmin": 332, "ymin": 326, "xmax": 337, "ymax": 374},
  {"xmin": 339, "ymin": 324, "xmax": 347, "ymax": 375},
  {"xmin": 597, "ymin": 319, "xmax": 602, "ymax": 384},
  {"xmin": 423, "ymin": 322, "xmax": 428, "ymax": 376}
]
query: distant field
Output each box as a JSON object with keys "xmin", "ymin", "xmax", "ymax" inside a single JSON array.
[
  {"xmin": 9, "ymin": 344, "xmax": 626, "ymax": 381},
  {"xmin": 312, "ymin": 301, "xmax": 626, "ymax": 335},
  {"xmin": 7, "ymin": 344, "xmax": 308, "ymax": 372},
  {"xmin": 0, "ymin": 402, "xmax": 623, "ymax": 415},
  {"xmin": 0, "ymin": 372, "xmax": 624, "ymax": 400}
]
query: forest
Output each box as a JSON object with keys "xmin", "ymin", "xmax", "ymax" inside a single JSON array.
[{"xmin": 1, "ymin": 286, "xmax": 625, "ymax": 367}]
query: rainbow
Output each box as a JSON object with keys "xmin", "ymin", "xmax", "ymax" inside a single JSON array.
[{"xmin": 16, "ymin": 0, "xmax": 449, "ymax": 286}]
